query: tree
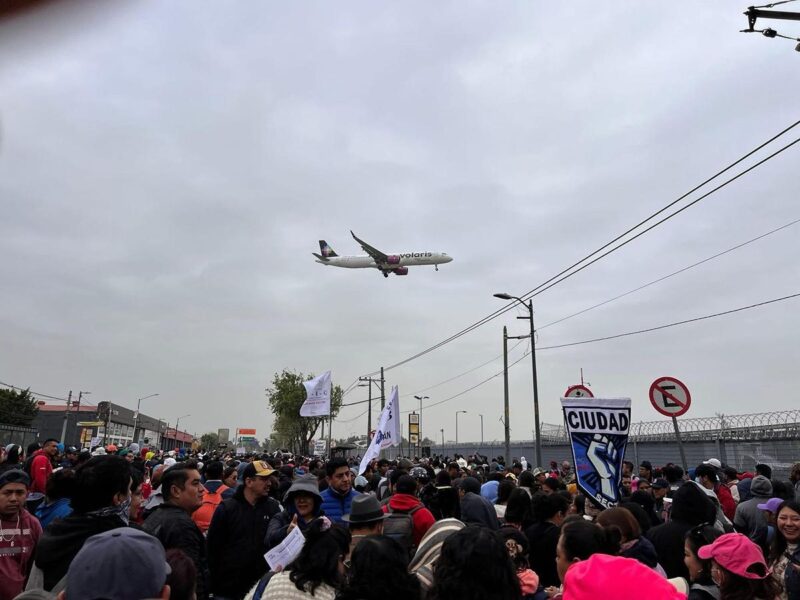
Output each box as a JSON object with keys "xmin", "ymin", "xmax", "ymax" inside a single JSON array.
[
  {"xmin": 266, "ymin": 370, "xmax": 343, "ymax": 455},
  {"xmin": 200, "ymin": 432, "xmax": 219, "ymax": 451},
  {"xmin": 0, "ymin": 387, "xmax": 39, "ymax": 426}
]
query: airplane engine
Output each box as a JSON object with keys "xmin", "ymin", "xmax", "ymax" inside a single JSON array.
[
  {"xmin": 386, "ymin": 255, "xmax": 401, "ymax": 264},
  {"xmin": 393, "ymin": 267, "xmax": 409, "ymax": 276}
]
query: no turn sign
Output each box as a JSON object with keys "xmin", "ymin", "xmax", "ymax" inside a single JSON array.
[{"xmin": 649, "ymin": 376, "xmax": 691, "ymax": 417}]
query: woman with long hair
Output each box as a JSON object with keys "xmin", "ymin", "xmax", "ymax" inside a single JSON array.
[
  {"xmin": 699, "ymin": 532, "xmax": 782, "ymax": 600},
  {"xmin": 683, "ymin": 524, "xmax": 722, "ymax": 600},
  {"xmin": 769, "ymin": 500, "xmax": 800, "ymax": 600},
  {"xmin": 596, "ymin": 507, "xmax": 663, "ymax": 572},
  {"xmin": 255, "ymin": 519, "xmax": 351, "ymax": 600},
  {"xmin": 337, "ymin": 536, "xmax": 420, "ymax": 600},
  {"xmin": 543, "ymin": 517, "xmax": 621, "ymax": 598},
  {"xmin": 428, "ymin": 526, "xmax": 520, "ymax": 600},
  {"xmin": 504, "ymin": 488, "xmax": 534, "ymax": 531},
  {"xmin": 408, "ymin": 518, "xmax": 465, "ymax": 595}
]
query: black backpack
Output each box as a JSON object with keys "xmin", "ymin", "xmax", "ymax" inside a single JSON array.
[{"xmin": 383, "ymin": 504, "xmax": 423, "ymax": 556}]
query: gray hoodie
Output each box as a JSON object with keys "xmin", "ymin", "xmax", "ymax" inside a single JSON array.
[{"xmin": 733, "ymin": 475, "xmax": 772, "ymax": 546}]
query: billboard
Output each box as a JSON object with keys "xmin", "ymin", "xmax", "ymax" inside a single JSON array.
[
  {"xmin": 218, "ymin": 428, "xmax": 230, "ymax": 444},
  {"xmin": 238, "ymin": 428, "xmax": 256, "ymax": 436}
]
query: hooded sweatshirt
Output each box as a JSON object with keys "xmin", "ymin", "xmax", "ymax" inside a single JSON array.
[
  {"xmin": 28, "ymin": 450, "xmax": 52, "ymax": 496},
  {"xmin": 265, "ymin": 474, "xmax": 322, "ymax": 549},
  {"xmin": 382, "ymin": 492, "xmax": 436, "ymax": 547},
  {"xmin": 734, "ymin": 475, "xmax": 772, "ymax": 548},
  {"xmin": 646, "ymin": 482, "xmax": 717, "ymax": 579}
]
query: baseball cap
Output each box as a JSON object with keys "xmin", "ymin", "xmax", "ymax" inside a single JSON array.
[
  {"xmin": 66, "ymin": 527, "xmax": 171, "ymax": 600},
  {"xmin": 697, "ymin": 532, "xmax": 770, "ymax": 579},
  {"xmin": 0, "ymin": 469, "xmax": 31, "ymax": 489},
  {"xmin": 563, "ymin": 554, "xmax": 686, "ymax": 600},
  {"xmin": 757, "ymin": 497, "xmax": 785, "ymax": 514},
  {"xmin": 652, "ymin": 478, "xmax": 669, "ymax": 489},
  {"xmin": 243, "ymin": 460, "xmax": 275, "ymax": 479},
  {"xmin": 532, "ymin": 467, "xmax": 546, "ymax": 477},
  {"xmin": 703, "ymin": 458, "xmax": 722, "ymax": 469},
  {"xmin": 65, "ymin": 446, "xmax": 78, "ymax": 454}
]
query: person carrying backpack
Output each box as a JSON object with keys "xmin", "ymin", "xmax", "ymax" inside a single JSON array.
[
  {"xmin": 193, "ymin": 461, "xmax": 233, "ymax": 535},
  {"xmin": 381, "ymin": 474, "xmax": 435, "ymax": 555}
]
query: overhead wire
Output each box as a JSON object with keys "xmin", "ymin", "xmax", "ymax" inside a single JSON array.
[
  {"xmin": 537, "ymin": 216, "xmax": 800, "ymax": 330},
  {"xmin": 360, "ymin": 120, "xmax": 800, "ymax": 377},
  {"xmin": 398, "ymin": 291, "xmax": 800, "ymax": 413}
]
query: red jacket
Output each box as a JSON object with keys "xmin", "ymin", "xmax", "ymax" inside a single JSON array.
[
  {"xmin": 715, "ymin": 482, "xmax": 736, "ymax": 521},
  {"xmin": 29, "ymin": 450, "xmax": 52, "ymax": 495},
  {"xmin": 382, "ymin": 493, "xmax": 435, "ymax": 547}
]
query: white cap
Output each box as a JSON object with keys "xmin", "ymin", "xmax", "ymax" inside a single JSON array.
[
  {"xmin": 163, "ymin": 457, "xmax": 177, "ymax": 468},
  {"xmin": 703, "ymin": 458, "xmax": 722, "ymax": 469}
]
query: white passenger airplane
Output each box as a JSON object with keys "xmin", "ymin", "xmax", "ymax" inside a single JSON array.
[{"xmin": 313, "ymin": 231, "xmax": 453, "ymax": 277}]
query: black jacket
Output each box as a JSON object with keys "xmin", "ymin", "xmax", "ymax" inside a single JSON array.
[
  {"xmin": 35, "ymin": 513, "xmax": 125, "ymax": 590},
  {"xmin": 646, "ymin": 482, "xmax": 716, "ymax": 579},
  {"xmin": 207, "ymin": 485, "xmax": 281, "ymax": 600},
  {"xmin": 143, "ymin": 503, "xmax": 209, "ymax": 600},
  {"xmin": 524, "ymin": 521, "xmax": 560, "ymax": 588}
]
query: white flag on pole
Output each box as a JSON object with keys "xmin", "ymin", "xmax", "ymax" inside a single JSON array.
[
  {"xmin": 358, "ymin": 386, "xmax": 400, "ymax": 474},
  {"xmin": 300, "ymin": 371, "xmax": 332, "ymax": 417}
]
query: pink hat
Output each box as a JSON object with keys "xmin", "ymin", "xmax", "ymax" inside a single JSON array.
[
  {"xmin": 563, "ymin": 554, "xmax": 686, "ymax": 600},
  {"xmin": 697, "ymin": 532, "xmax": 769, "ymax": 579}
]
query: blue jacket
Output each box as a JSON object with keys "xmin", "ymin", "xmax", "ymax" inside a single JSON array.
[
  {"xmin": 35, "ymin": 497, "xmax": 72, "ymax": 528},
  {"xmin": 320, "ymin": 487, "xmax": 360, "ymax": 525}
]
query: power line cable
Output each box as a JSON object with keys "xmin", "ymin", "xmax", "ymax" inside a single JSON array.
[
  {"xmin": 537, "ymin": 292, "xmax": 800, "ymax": 351},
  {"xmin": 520, "ymin": 136, "xmax": 800, "ymax": 304},
  {"xmin": 538, "ymin": 216, "xmax": 800, "ymax": 330},
  {"xmin": 361, "ymin": 120, "xmax": 800, "ymax": 377},
  {"xmin": 395, "ymin": 291, "xmax": 800, "ymax": 414}
]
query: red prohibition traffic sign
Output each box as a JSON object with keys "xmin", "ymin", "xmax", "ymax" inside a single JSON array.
[
  {"xmin": 564, "ymin": 384, "xmax": 594, "ymax": 398},
  {"xmin": 649, "ymin": 376, "xmax": 691, "ymax": 417}
]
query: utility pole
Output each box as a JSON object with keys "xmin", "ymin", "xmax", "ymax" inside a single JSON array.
[
  {"xmin": 440, "ymin": 428, "xmax": 444, "ymax": 451},
  {"xmin": 380, "ymin": 367, "xmax": 385, "ymax": 410},
  {"xmin": 479, "ymin": 414, "xmax": 484, "ymax": 444},
  {"xmin": 60, "ymin": 390, "xmax": 73, "ymax": 443},
  {"xmin": 503, "ymin": 326, "xmax": 511, "ymax": 466},
  {"xmin": 528, "ymin": 299, "xmax": 542, "ymax": 469}
]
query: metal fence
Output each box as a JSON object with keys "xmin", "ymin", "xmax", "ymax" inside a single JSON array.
[
  {"xmin": 381, "ymin": 410, "xmax": 800, "ymax": 479},
  {"xmin": 0, "ymin": 423, "xmax": 38, "ymax": 450}
]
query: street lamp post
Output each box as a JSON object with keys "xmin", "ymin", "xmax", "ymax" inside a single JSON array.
[
  {"xmin": 494, "ymin": 293, "xmax": 542, "ymax": 468},
  {"xmin": 440, "ymin": 428, "xmax": 444, "ymax": 452},
  {"xmin": 455, "ymin": 410, "xmax": 467, "ymax": 445},
  {"xmin": 479, "ymin": 414, "xmax": 484, "ymax": 444},
  {"xmin": 174, "ymin": 414, "xmax": 190, "ymax": 451},
  {"xmin": 133, "ymin": 393, "xmax": 159, "ymax": 445}
]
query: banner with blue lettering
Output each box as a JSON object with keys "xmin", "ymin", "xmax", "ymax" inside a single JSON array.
[{"xmin": 561, "ymin": 397, "xmax": 631, "ymax": 509}]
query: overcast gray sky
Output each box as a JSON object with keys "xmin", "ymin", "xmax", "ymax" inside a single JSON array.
[{"xmin": 1, "ymin": 1, "xmax": 798, "ymax": 446}]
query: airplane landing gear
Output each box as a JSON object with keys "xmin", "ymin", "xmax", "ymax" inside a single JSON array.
[
  {"xmin": 435, "ymin": 265, "xmax": 439, "ymax": 271},
  {"xmin": 383, "ymin": 271, "xmax": 389, "ymax": 278}
]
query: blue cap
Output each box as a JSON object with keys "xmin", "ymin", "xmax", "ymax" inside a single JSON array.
[{"xmin": 66, "ymin": 527, "xmax": 171, "ymax": 600}]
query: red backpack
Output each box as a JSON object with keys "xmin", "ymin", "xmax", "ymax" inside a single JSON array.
[{"xmin": 192, "ymin": 484, "xmax": 229, "ymax": 534}]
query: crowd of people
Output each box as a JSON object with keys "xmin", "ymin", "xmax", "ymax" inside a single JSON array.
[{"xmin": 1, "ymin": 439, "xmax": 800, "ymax": 600}]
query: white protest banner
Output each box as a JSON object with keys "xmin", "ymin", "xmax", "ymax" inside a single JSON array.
[
  {"xmin": 264, "ymin": 523, "xmax": 306, "ymax": 571},
  {"xmin": 300, "ymin": 371, "xmax": 332, "ymax": 417},
  {"xmin": 561, "ymin": 397, "xmax": 631, "ymax": 509},
  {"xmin": 358, "ymin": 386, "xmax": 400, "ymax": 474}
]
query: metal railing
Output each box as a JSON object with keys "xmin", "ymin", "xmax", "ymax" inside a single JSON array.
[{"xmin": 537, "ymin": 409, "xmax": 800, "ymax": 445}]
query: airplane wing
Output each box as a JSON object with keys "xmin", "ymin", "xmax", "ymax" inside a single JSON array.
[{"xmin": 350, "ymin": 230, "xmax": 389, "ymax": 263}]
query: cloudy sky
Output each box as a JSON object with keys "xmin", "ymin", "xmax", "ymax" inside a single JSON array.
[{"xmin": 1, "ymin": 1, "xmax": 798, "ymax": 446}]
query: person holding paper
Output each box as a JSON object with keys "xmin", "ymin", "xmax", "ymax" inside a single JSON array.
[{"xmin": 266, "ymin": 474, "xmax": 324, "ymax": 549}]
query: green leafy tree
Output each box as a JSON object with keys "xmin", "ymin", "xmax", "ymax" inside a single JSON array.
[
  {"xmin": 266, "ymin": 370, "xmax": 343, "ymax": 455},
  {"xmin": 200, "ymin": 432, "xmax": 219, "ymax": 451},
  {"xmin": 0, "ymin": 388, "xmax": 39, "ymax": 426}
]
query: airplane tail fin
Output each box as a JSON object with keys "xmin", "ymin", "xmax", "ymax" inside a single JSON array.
[{"xmin": 319, "ymin": 240, "xmax": 338, "ymax": 258}]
